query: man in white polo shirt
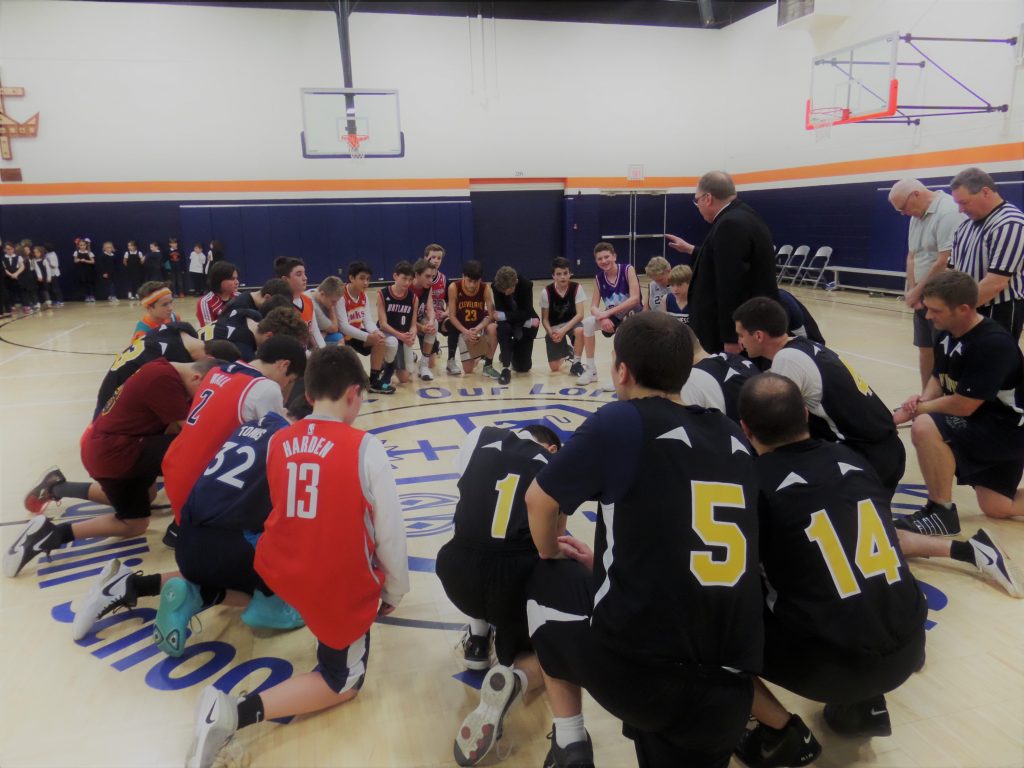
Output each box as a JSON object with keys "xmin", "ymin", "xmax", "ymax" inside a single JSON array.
[{"xmin": 889, "ymin": 178, "xmax": 964, "ymax": 390}]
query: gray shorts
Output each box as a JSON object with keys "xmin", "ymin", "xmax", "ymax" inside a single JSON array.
[{"xmin": 913, "ymin": 308, "xmax": 938, "ymax": 348}]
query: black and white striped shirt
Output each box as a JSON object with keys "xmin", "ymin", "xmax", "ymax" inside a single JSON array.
[{"xmin": 952, "ymin": 201, "xmax": 1024, "ymax": 305}]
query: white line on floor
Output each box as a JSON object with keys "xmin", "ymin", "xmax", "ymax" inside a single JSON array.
[
  {"xmin": 0, "ymin": 323, "xmax": 89, "ymax": 367},
  {"xmin": 832, "ymin": 347, "xmax": 918, "ymax": 372}
]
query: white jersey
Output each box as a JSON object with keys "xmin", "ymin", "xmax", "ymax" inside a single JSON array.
[{"xmin": 648, "ymin": 281, "xmax": 671, "ymax": 312}]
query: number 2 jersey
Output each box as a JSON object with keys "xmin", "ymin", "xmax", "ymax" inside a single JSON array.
[
  {"xmin": 755, "ymin": 439, "xmax": 926, "ymax": 654},
  {"xmin": 180, "ymin": 412, "xmax": 290, "ymax": 531},
  {"xmin": 534, "ymin": 397, "xmax": 764, "ymax": 672},
  {"xmin": 256, "ymin": 416, "xmax": 410, "ymax": 650},
  {"xmin": 162, "ymin": 361, "xmax": 284, "ymax": 521},
  {"xmin": 452, "ymin": 426, "xmax": 553, "ymax": 552}
]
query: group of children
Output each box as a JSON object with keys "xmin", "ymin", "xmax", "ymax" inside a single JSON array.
[{"xmin": 1, "ymin": 239, "xmax": 63, "ymax": 315}]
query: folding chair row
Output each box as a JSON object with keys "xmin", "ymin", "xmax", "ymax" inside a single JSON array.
[{"xmin": 775, "ymin": 244, "xmax": 832, "ymax": 288}]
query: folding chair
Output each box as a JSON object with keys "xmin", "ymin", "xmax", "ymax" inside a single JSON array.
[
  {"xmin": 780, "ymin": 245, "xmax": 810, "ymax": 284},
  {"xmin": 775, "ymin": 245, "xmax": 794, "ymax": 281},
  {"xmin": 798, "ymin": 246, "xmax": 833, "ymax": 289}
]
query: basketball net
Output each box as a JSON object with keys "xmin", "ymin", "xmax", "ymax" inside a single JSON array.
[
  {"xmin": 345, "ymin": 133, "xmax": 369, "ymax": 160},
  {"xmin": 809, "ymin": 108, "xmax": 845, "ymax": 143}
]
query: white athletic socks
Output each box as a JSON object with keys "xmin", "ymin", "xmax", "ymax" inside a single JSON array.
[
  {"xmin": 553, "ymin": 714, "xmax": 586, "ymax": 747},
  {"xmin": 469, "ymin": 618, "xmax": 490, "ymax": 636}
]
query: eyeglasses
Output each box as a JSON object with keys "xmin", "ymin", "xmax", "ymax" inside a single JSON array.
[
  {"xmin": 895, "ymin": 191, "xmax": 916, "ymax": 214},
  {"xmin": 693, "ymin": 193, "xmax": 709, "ymax": 207}
]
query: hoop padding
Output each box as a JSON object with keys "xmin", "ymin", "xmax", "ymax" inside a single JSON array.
[{"xmin": 805, "ymin": 79, "xmax": 900, "ymax": 130}]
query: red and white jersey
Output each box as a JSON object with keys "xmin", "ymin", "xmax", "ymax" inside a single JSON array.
[
  {"xmin": 162, "ymin": 362, "xmax": 283, "ymax": 520},
  {"xmin": 256, "ymin": 416, "xmax": 410, "ymax": 649},
  {"xmin": 429, "ymin": 271, "xmax": 447, "ymax": 315},
  {"xmin": 341, "ymin": 289, "xmax": 370, "ymax": 340}
]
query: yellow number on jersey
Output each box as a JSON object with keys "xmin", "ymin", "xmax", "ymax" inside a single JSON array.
[
  {"xmin": 491, "ymin": 473, "xmax": 521, "ymax": 539},
  {"xmin": 109, "ymin": 338, "xmax": 146, "ymax": 371},
  {"xmin": 198, "ymin": 323, "xmax": 215, "ymax": 341},
  {"xmin": 465, "ymin": 308, "xmax": 478, "ymax": 323},
  {"xmin": 690, "ymin": 481, "xmax": 748, "ymax": 587},
  {"xmin": 838, "ymin": 355, "xmax": 873, "ymax": 396},
  {"xmin": 805, "ymin": 499, "xmax": 902, "ymax": 599}
]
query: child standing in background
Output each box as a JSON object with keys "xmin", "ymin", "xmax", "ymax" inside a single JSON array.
[
  {"xmin": 73, "ymin": 238, "xmax": 96, "ymax": 303},
  {"xmin": 97, "ymin": 241, "xmax": 119, "ymax": 304},
  {"xmin": 29, "ymin": 246, "xmax": 48, "ymax": 310},
  {"xmin": 124, "ymin": 240, "xmax": 144, "ymax": 300},
  {"xmin": 43, "ymin": 243, "xmax": 63, "ymax": 307},
  {"xmin": 17, "ymin": 243, "xmax": 39, "ymax": 312},
  {"xmin": 188, "ymin": 242, "xmax": 208, "ymax": 295},
  {"xmin": 167, "ymin": 237, "xmax": 185, "ymax": 297},
  {"xmin": 3, "ymin": 242, "xmax": 27, "ymax": 314},
  {"xmin": 144, "ymin": 242, "xmax": 164, "ymax": 283}
]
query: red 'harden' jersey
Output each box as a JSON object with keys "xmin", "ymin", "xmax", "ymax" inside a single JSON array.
[
  {"xmin": 256, "ymin": 418, "xmax": 383, "ymax": 650},
  {"xmin": 162, "ymin": 363, "xmax": 267, "ymax": 522}
]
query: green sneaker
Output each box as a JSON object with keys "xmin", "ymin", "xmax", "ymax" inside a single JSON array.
[
  {"xmin": 482, "ymin": 364, "xmax": 500, "ymax": 379},
  {"xmin": 154, "ymin": 577, "xmax": 202, "ymax": 657},
  {"xmin": 241, "ymin": 591, "xmax": 306, "ymax": 630}
]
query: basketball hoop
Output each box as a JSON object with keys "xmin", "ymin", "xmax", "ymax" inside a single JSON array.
[
  {"xmin": 807, "ymin": 107, "xmax": 847, "ymax": 142},
  {"xmin": 345, "ymin": 133, "xmax": 369, "ymax": 159}
]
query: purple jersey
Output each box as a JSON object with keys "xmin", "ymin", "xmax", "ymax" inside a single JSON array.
[{"xmin": 596, "ymin": 263, "xmax": 636, "ymax": 316}]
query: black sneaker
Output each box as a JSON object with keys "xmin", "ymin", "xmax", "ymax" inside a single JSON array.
[
  {"xmin": 461, "ymin": 626, "xmax": 492, "ymax": 671},
  {"xmin": 3, "ymin": 516, "xmax": 60, "ymax": 578},
  {"xmin": 569, "ymin": 360, "xmax": 585, "ymax": 377},
  {"xmin": 163, "ymin": 521, "xmax": 179, "ymax": 549},
  {"xmin": 893, "ymin": 501, "xmax": 960, "ymax": 536},
  {"xmin": 823, "ymin": 695, "xmax": 892, "ymax": 737},
  {"xmin": 369, "ymin": 379, "xmax": 396, "ymax": 395},
  {"xmin": 734, "ymin": 715, "xmax": 821, "ymax": 767},
  {"xmin": 498, "ymin": 367, "xmax": 511, "ymax": 385},
  {"xmin": 543, "ymin": 726, "xmax": 594, "ymax": 768},
  {"xmin": 24, "ymin": 466, "xmax": 66, "ymax": 515}
]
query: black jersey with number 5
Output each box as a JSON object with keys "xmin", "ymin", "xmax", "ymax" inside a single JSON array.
[
  {"xmin": 535, "ymin": 398, "xmax": 764, "ymax": 671},
  {"xmin": 453, "ymin": 426, "xmax": 553, "ymax": 552},
  {"xmin": 755, "ymin": 439, "xmax": 927, "ymax": 653}
]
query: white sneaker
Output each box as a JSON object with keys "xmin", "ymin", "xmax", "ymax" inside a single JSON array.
[
  {"xmin": 419, "ymin": 362, "xmax": 434, "ymax": 381},
  {"xmin": 453, "ymin": 665, "xmax": 522, "ymax": 767},
  {"xmin": 577, "ymin": 366, "xmax": 597, "ymax": 385},
  {"xmin": 186, "ymin": 686, "xmax": 238, "ymax": 768},
  {"xmin": 72, "ymin": 558, "xmax": 135, "ymax": 640},
  {"xmin": 970, "ymin": 528, "xmax": 1024, "ymax": 598},
  {"xmin": 601, "ymin": 381, "xmax": 616, "ymax": 392},
  {"xmin": 446, "ymin": 358, "xmax": 462, "ymax": 376}
]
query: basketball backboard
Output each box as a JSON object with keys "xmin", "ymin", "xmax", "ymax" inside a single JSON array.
[
  {"xmin": 300, "ymin": 88, "xmax": 404, "ymax": 158},
  {"xmin": 807, "ymin": 32, "xmax": 899, "ymax": 129}
]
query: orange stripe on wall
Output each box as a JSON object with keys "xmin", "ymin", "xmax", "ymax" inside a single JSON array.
[{"xmin": 0, "ymin": 142, "xmax": 1020, "ymax": 197}]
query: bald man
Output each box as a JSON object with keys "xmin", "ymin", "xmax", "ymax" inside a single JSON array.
[{"xmin": 888, "ymin": 178, "xmax": 964, "ymax": 389}]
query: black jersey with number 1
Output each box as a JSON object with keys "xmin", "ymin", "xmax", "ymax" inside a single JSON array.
[
  {"xmin": 755, "ymin": 439, "xmax": 927, "ymax": 653},
  {"xmin": 453, "ymin": 426, "xmax": 553, "ymax": 552}
]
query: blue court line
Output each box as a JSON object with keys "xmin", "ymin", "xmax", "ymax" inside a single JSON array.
[
  {"xmin": 43, "ymin": 537, "xmax": 147, "ymax": 563},
  {"xmin": 408, "ymin": 556, "xmax": 436, "ymax": 573},
  {"xmin": 396, "ymin": 473, "xmax": 460, "ymax": 486},
  {"xmin": 367, "ymin": 402, "xmax": 597, "ymax": 435},
  {"xmin": 37, "ymin": 546, "xmax": 149, "ymax": 576}
]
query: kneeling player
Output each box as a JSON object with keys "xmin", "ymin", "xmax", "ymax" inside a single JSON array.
[
  {"xmin": 4, "ymin": 358, "xmax": 220, "ymax": 579},
  {"xmin": 734, "ymin": 374, "xmax": 927, "ymax": 766},
  {"xmin": 184, "ymin": 345, "xmax": 410, "ymax": 768},
  {"xmin": 435, "ymin": 423, "xmax": 561, "ymax": 766}
]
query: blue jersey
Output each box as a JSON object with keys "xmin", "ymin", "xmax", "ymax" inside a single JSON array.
[
  {"xmin": 666, "ymin": 294, "xmax": 689, "ymax": 324},
  {"xmin": 180, "ymin": 411, "xmax": 289, "ymax": 531}
]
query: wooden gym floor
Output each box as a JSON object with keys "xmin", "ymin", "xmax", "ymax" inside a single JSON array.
[{"xmin": 0, "ymin": 283, "xmax": 1022, "ymax": 768}]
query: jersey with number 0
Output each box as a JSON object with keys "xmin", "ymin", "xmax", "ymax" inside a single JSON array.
[
  {"xmin": 380, "ymin": 286, "xmax": 415, "ymax": 333},
  {"xmin": 534, "ymin": 397, "xmax": 763, "ymax": 671},
  {"xmin": 755, "ymin": 439, "xmax": 927, "ymax": 653},
  {"xmin": 257, "ymin": 418, "xmax": 383, "ymax": 650},
  {"xmin": 180, "ymin": 412, "xmax": 290, "ymax": 531},
  {"xmin": 454, "ymin": 427, "xmax": 552, "ymax": 552},
  {"xmin": 94, "ymin": 322, "xmax": 197, "ymax": 419},
  {"xmin": 162, "ymin": 362, "xmax": 268, "ymax": 521}
]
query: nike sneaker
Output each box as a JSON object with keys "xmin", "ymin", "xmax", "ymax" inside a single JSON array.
[
  {"xmin": 241, "ymin": 591, "xmax": 306, "ymax": 629},
  {"xmin": 3, "ymin": 516, "xmax": 60, "ymax": 577},
  {"xmin": 454, "ymin": 665, "xmax": 521, "ymax": 766},
  {"xmin": 735, "ymin": 714, "xmax": 821, "ymax": 767},
  {"xmin": 542, "ymin": 726, "xmax": 594, "ymax": 768},
  {"xmin": 893, "ymin": 501, "xmax": 960, "ymax": 536},
  {"xmin": 154, "ymin": 577, "xmax": 203, "ymax": 657},
  {"xmin": 823, "ymin": 695, "xmax": 892, "ymax": 737},
  {"xmin": 23, "ymin": 467, "xmax": 66, "ymax": 515},
  {"xmin": 969, "ymin": 528, "xmax": 1024, "ymax": 598},
  {"xmin": 72, "ymin": 558, "xmax": 137, "ymax": 640},
  {"xmin": 460, "ymin": 626, "xmax": 492, "ymax": 671},
  {"xmin": 186, "ymin": 685, "xmax": 238, "ymax": 768}
]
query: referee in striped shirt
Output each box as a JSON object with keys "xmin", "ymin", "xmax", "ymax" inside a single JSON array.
[{"xmin": 950, "ymin": 167, "xmax": 1024, "ymax": 340}]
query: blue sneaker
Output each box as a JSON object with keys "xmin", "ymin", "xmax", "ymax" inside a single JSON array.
[
  {"xmin": 154, "ymin": 577, "xmax": 202, "ymax": 657},
  {"xmin": 241, "ymin": 591, "xmax": 306, "ymax": 630}
]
